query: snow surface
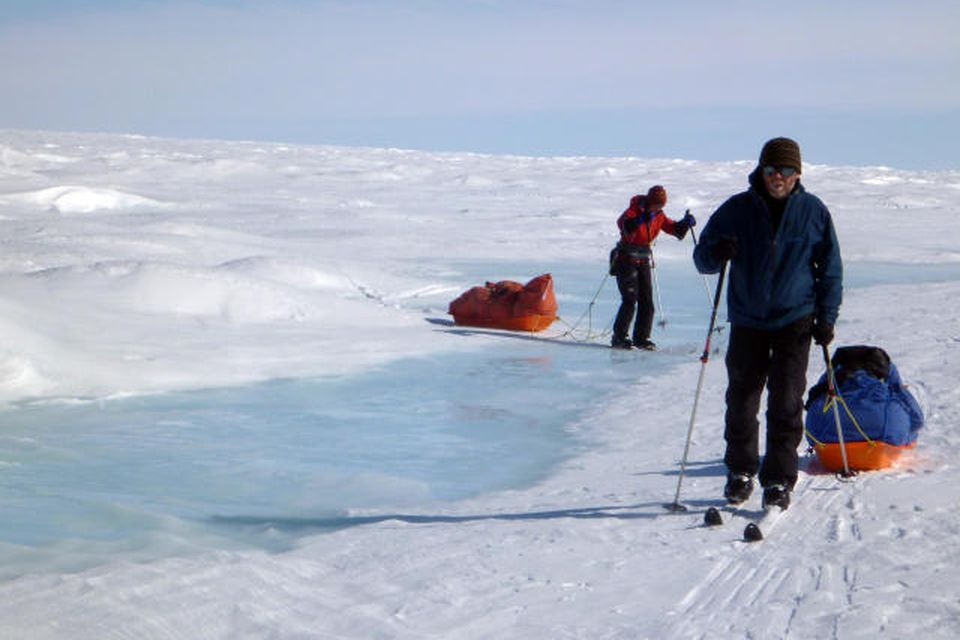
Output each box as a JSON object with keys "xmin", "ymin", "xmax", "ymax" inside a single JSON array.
[{"xmin": 0, "ymin": 129, "xmax": 959, "ymax": 638}]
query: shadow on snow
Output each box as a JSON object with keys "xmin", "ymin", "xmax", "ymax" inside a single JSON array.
[{"xmin": 210, "ymin": 500, "xmax": 677, "ymax": 535}]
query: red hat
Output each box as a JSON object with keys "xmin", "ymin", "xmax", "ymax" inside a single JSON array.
[{"xmin": 647, "ymin": 185, "xmax": 667, "ymax": 207}]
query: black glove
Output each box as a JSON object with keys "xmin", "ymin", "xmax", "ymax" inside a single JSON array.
[
  {"xmin": 673, "ymin": 210, "xmax": 695, "ymax": 240},
  {"xmin": 712, "ymin": 235, "xmax": 738, "ymax": 262},
  {"xmin": 812, "ymin": 321, "xmax": 834, "ymax": 346}
]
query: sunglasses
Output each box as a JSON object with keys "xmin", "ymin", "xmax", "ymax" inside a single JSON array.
[{"xmin": 763, "ymin": 165, "xmax": 798, "ymax": 178}]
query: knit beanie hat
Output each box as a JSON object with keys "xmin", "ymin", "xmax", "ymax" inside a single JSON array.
[
  {"xmin": 759, "ymin": 137, "xmax": 802, "ymax": 173},
  {"xmin": 646, "ymin": 185, "xmax": 667, "ymax": 207}
]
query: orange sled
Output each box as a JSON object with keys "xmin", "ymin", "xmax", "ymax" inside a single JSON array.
[
  {"xmin": 813, "ymin": 440, "xmax": 916, "ymax": 472},
  {"xmin": 448, "ymin": 273, "xmax": 557, "ymax": 332}
]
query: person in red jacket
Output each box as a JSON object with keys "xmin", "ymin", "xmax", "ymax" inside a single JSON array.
[{"xmin": 610, "ymin": 185, "xmax": 695, "ymax": 350}]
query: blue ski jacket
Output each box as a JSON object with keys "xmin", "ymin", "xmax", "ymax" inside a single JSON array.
[{"xmin": 693, "ymin": 169, "xmax": 842, "ymax": 330}]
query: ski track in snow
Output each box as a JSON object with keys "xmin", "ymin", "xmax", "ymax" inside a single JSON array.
[{"xmin": 669, "ymin": 475, "xmax": 866, "ymax": 639}]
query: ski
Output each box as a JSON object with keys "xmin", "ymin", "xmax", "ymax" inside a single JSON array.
[
  {"xmin": 701, "ymin": 503, "xmax": 746, "ymax": 527},
  {"xmin": 702, "ymin": 503, "xmax": 787, "ymax": 542},
  {"xmin": 742, "ymin": 505, "xmax": 786, "ymax": 542},
  {"xmin": 610, "ymin": 343, "xmax": 658, "ymax": 353},
  {"xmin": 704, "ymin": 506, "xmax": 723, "ymax": 526}
]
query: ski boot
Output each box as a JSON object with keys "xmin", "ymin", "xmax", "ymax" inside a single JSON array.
[
  {"xmin": 724, "ymin": 472, "xmax": 753, "ymax": 505},
  {"xmin": 762, "ymin": 484, "xmax": 791, "ymax": 510}
]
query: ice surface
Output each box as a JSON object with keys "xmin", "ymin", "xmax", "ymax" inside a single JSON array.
[
  {"xmin": 0, "ymin": 260, "xmax": 695, "ymax": 578},
  {"xmin": 0, "ymin": 259, "xmax": 950, "ymax": 580}
]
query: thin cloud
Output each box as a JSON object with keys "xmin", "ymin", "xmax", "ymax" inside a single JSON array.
[{"xmin": 0, "ymin": 0, "xmax": 956, "ymax": 168}]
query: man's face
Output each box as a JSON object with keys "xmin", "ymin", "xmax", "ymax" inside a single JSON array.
[{"xmin": 762, "ymin": 166, "xmax": 800, "ymax": 200}]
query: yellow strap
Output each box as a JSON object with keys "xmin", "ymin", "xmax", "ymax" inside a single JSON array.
[
  {"xmin": 821, "ymin": 393, "xmax": 878, "ymax": 446},
  {"xmin": 804, "ymin": 428, "xmax": 826, "ymax": 448},
  {"xmin": 838, "ymin": 395, "xmax": 878, "ymax": 445}
]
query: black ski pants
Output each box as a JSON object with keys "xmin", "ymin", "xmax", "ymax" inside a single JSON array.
[
  {"xmin": 613, "ymin": 261, "xmax": 654, "ymax": 343},
  {"xmin": 723, "ymin": 316, "xmax": 813, "ymax": 489}
]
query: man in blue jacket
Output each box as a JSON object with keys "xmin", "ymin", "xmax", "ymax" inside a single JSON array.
[{"xmin": 693, "ymin": 137, "xmax": 842, "ymax": 510}]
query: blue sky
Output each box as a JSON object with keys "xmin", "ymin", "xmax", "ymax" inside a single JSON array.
[{"xmin": 1, "ymin": 0, "xmax": 957, "ymax": 169}]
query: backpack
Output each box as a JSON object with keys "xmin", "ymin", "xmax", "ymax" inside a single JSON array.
[
  {"xmin": 608, "ymin": 245, "xmax": 620, "ymax": 275},
  {"xmin": 806, "ymin": 345, "xmax": 891, "ymax": 407}
]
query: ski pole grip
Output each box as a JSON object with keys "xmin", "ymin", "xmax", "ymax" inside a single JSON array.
[{"xmin": 821, "ymin": 343, "xmax": 837, "ymax": 395}]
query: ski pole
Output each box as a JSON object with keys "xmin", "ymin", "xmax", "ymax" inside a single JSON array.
[
  {"xmin": 822, "ymin": 344, "xmax": 857, "ymax": 479},
  {"xmin": 665, "ymin": 260, "xmax": 728, "ymax": 512},
  {"xmin": 688, "ymin": 223, "xmax": 714, "ymax": 308},
  {"xmin": 651, "ymin": 255, "xmax": 667, "ymax": 328}
]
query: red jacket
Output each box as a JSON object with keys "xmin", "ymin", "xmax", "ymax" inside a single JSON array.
[{"xmin": 617, "ymin": 194, "xmax": 683, "ymax": 246}]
